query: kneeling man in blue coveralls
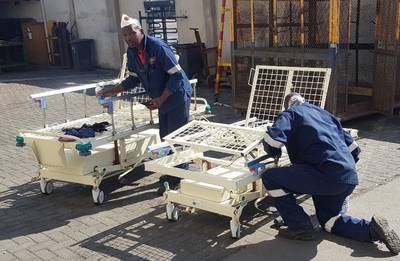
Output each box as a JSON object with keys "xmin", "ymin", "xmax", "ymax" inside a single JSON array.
[
  {"xmin": 261, "ymin": 92, "xmax": 400, "ymax": 255},
  {"xmin": 99, "ymin": 14, "xmax": 192, "ymax": 195}
]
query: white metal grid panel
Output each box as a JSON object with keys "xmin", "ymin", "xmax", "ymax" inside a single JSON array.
[
  {"xmin": 163, "ymin": 121, "xmax": 265, "ymax": 155},
  {"xmin": 246, "ymin": 66, "xmax": 331, "ymax": 126}
]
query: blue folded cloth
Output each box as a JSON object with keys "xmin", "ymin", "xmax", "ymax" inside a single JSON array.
[{"xmin": 62, "ymin": 122, "xmax": 110, "ymax": 138}]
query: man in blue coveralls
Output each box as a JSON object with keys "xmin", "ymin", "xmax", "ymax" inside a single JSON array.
[
  {"xmin": 261, "ymin": 92, "xmax": 400, "ymax": 255},
  {"xmin": 98, "ymin": 14, "xmax": 192, "ymax": 195}
]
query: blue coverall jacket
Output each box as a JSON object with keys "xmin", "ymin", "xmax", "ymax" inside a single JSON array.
[
  {"xmin": 263, "ymin": 102, "xmax": 360, "ymax": 185},
  {"xmin": 121, "ymin": 34, "xmax": 192, "ymax": 114},
  {"xmin": 261, "ymin": 103, "xmax": 373, "ymax": 242}
]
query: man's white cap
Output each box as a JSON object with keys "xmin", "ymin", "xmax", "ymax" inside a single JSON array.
[{"xmin": 121, "ymin": 14, "xmax": 141, "ymax": 29}]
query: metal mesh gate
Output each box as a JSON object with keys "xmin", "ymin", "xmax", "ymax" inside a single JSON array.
[
  {"xmin": 231, "ymin": 0, "xmax": 381, "ymax": 119},
  {"xmin": 246, "ymin": 65, "xmax": 330, "ymax": 125}
]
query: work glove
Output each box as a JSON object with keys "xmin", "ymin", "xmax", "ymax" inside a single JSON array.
[{"xmin": 262, "ymin": 140, "xmax": 282, "ymax": 160}]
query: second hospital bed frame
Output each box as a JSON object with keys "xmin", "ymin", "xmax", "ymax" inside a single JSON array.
[{"xmin": 145, "ymin": 65, "xmax": 336, "ymax": 238}]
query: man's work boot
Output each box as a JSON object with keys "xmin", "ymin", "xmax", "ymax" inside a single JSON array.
[
  {"xmin": 370, "ymin": 216, "xmax": 400, "ymax": 255},
  {"xmin": 278, "ymin": 226, "xmax": 318, "ymax": 241}
]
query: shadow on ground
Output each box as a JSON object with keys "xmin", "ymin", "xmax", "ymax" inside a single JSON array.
[
  {"xmin": 76, "ymin": 198, "xmax": 280, "ymax": 260},
  {"xmin": 0, "ymin": 166, "xmax": 158, "ymax": 240},
  {"xmin": 224, "ymin": 232, "xmax": 394, "ymax": 261}
]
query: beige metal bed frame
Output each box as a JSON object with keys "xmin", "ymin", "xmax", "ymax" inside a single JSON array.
[
  {"xmin": 145, "ymin": 65, "xmax": 336, "ymax": 238},
  {"xmin": 17, "ymin": 54, "xmax": 209, "ymax": 204}
]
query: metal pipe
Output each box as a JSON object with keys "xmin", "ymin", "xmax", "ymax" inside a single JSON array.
[
  {"xmin": 130, "ymin": 100, "xmax": 135, "ymax": 129},
  {"xmin": 69, "ymin": 0, "xmax": 79, "ymax": 38},
  {"xmin": 40, "ymin": 0, "xmax": 52, "ymax": 63},
  {"xmin": 83, "ymin": 89, "xmax": 87, "ymax": 117},
  {"xmin": 110, "ymin": 111, "xmax": 120, "ymax": 165},
  {"xmin": 344, "ymin": 0, "xmax": 352, "ymax": 112},
  {"xmin": 193, "ymin": 82, "xmax": 197, "ymax": 111},
  {"xmin": 62, "ymin": 93, "xmax": 68, "ymax": 122},
  {"xmin": 269, "ymin": 0, "xmax": 274, "ymax": 47},
  {"xmin": 300, "ymin": 0, "xmax": 305, "ymax": 65},
  {"xmin": 161, "ymin": 6, "xmax": 168, "ymax": 43},
  {"xmin": 149, "ymin": 109, "xmax": 154, "ymax": 125},
  {"xmin": 355, "ymin": 0, "xmax": 361, "ymax": 87},
  {"xmin": 273, "ymin": 0, "xmax": 278, "ymax": 46},
  {"xmin": 112, "ymin": 0, "xmax": 125, "ymax": 61},
  {"xmin": 215, "ymin": 0, "xmax": 227, "ymax": 102},
  {"xmin": 250, "ymin": 0, "xmax": 255, "ymax": 44},
  {"xmin": 42, "ymin": 108, "xmax": 47, "ymax": 128},
  {"xmin": 250, "ymin": 0, "xmax": 255, "ymax": 66},
  {"xmin": 289, "ymin": 0, "xmax": 293, "ymax": 47}
]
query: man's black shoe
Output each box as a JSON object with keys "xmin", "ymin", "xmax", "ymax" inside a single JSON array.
[{"xmin": 370, "ymin": 216, "xmax": 400, "ymax": 255}]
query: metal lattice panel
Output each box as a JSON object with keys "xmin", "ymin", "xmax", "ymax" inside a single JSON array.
[
  {"xmin": 164, "ymin": 120, "xmax": 265, "ymax": 155},
  {"xmin": 246, "ymin": 66, "xmax": 331, "ymax": 126}
]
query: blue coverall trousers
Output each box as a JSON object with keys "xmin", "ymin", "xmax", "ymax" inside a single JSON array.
[
  {"xmin": 262, "ymin": 164, "xmax": 372, "ymax": 242},
  {"xmin": 158, "ymin": 100, "xmax": 190, "ymax": 185}
]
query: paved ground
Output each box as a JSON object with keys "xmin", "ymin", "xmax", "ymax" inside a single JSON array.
[{"xmin": 0, "ymin": 68, "xmax": 399, "ymax": 260}]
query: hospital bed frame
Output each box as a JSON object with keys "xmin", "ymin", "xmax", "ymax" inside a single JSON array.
[
  {"xmin": 145, "ymin": 65, "xmax": 342, "ymax": 238},
  {"xmin": 16, "ymin": 55, "xmax": 209, "ymax": 204}
]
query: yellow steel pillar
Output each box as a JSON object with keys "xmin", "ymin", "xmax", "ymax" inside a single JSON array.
[
  {"xmin": 329, "ymin": 0, "xmax": 340, "ymax": 44},
  {"xmin": 328, "ymin": 0, "xmax": 340, "ymax": 114}
]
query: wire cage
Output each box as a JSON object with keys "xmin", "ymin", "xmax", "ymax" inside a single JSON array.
[
  {"xmin": 230, "ymin": 0, "xmax": 384, "ymax": 119},
  {"xmin": 374, "ymin": 0, "xmax": 400, "ymax": 114}
]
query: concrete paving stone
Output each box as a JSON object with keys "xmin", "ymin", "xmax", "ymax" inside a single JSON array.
[
  {"xmin": 64, "ymin": 230, "xmax": 89, "ymax": 242},
  {"xmin": 42, "ymin": 230, "xmax": 71, "ymax": 244},
  {"xmin": 80, "ymin": 227, "xmax": 106, "ymax": 238},
  {"xmin": 27, "ymin": 240, "xmax": 58, "ymax": 253},
  {"xmin": 12, "ymin": 249, "xmax": 38, "ymax": 260},
  {"xmin": 0, "ymin": 251, "xmax": 17, "ymax": 261},
  {"xmin": 7, "ymin": 241, "xmax": 39, "ymax": 253},
  {"xmin": 10, "ymin": 236, "xmax": 35, "ymax": 246},
  {"xmin": 0, "ymin": 239, "xmax": 19, "ymax": 251},
  {"xmin": 35, "ymin": 248, "xmax": 58, "ymax": 260},
  {"xmin": 54, "ymin": 247, "xmax": 78, "ymax": 259},
  {"xmin": 47, "ymin": 238, "xmax": 76, "ymax": 250}
]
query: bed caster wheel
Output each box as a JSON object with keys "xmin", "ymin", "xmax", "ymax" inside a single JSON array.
[
  {"xmin": 166, "ymin": 203, "xmax": 179, "ymax": 221},
  {"xmin": 40, "ymin": 179, "xmax": 54, "ymax": 195},
  {"xmin": 92, "ymin": 189, "xmax": 105, "ymax": 205},
  {"xmin": 230, "ymin": 220, "xmax": 241, "ymax": 239}
]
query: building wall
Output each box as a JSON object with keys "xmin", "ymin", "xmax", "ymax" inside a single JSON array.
[
  {"xmin": 0, "ymin": 0, "xmax": 230, "ymax": 68},
  {"xmin": 0, "ymin": 0, "xmax": 42, "ymax": 20},
  {"xmin": 0, "ymin": 0, "xmax": 122, "ymax": 69},
  {"xmin": 118, "ymin": 0, "xmax": 146, "ymax": 52},
  {"xmin": 175, "ymin": 0, "xmax": 231, "ymax": 64},
  {"xmin": 1, "ymin": 0, "xmax": 378, "ymax": 72},
  {"xmin": 119, "ymin": 0, "xmax": 145, "ymax": 28},
  {"xmin": 72, "ymin": 0, "xmax": 121, "ymax": 69}
]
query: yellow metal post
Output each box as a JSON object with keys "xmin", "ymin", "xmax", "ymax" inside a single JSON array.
[
  {"xmin": 396, "ymin": 0, "xmax": 400, "ymax": 42},
  {"xmin": 230, "ymin": 0, "xmax": 234, "ymax": 43},
  {"xmin": 273, "ymin": 0, "xmax": 278, "ymax": 45},
  {"xmin": 250, "ymin": 0, "xmax": 255, "ymax": 44},
  {"xmin": 329, "ymin": 0, "xmax": 340, "ymax": 44},
  {"xmin": 214, "ymin": 0, "xmax": 227, "ymax": 101},
  {"xmin": 300, "ymin": 0, "xmax": 305, "ymax": 47}
]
